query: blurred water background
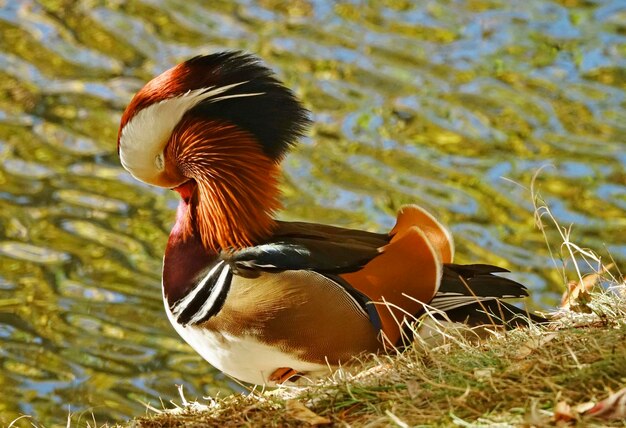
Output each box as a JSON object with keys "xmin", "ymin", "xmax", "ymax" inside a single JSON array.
[{"xmin": 0, "ymin": 0, "xmax": 624, "ymax": 424}]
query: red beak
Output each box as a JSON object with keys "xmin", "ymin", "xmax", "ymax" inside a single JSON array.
[{"xmin": 173, "ymin": 180, "xmax": 196, "ymax": 202}]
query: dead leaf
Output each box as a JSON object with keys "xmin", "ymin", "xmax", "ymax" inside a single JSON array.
[
  {"xmin": 585, "ymin": 387, "xmax": 626, "ymax": 420},
  {"xmin": 554, "ymin": 401, "xmax": 574, "ymax": 423},
  {"xmin": 572, "ymin": 401, "xmax": 595, "ymax": 414},
  {"xmin": 473, "ymin": 368, "xmax": 494, "ymax": 382},
  {"xmin": 514, "ymin": 333, "xmax": 557, "ymax": 360},
  {"xmin": 285, "ymin": 400, "xmax": 331, "ymax": 425},
  {"xmin": 561, "ymin": 264, "xmax": 614, "ymax": 310},
  {"xmin": 406, "ymin": 380, "xmax": 421, "ymax": 399}
]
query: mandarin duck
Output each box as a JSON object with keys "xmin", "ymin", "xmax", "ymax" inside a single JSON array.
[{"xmin": 117, "ymin": 52, "xmax": 545, "ymax": 385}]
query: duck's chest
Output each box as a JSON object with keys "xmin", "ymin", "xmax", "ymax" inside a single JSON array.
[{"xmin": 163, "ymin": 293, "xmax": 328, "ymax": 385}]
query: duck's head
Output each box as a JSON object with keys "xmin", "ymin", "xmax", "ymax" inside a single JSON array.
[{"xmin": 117, "ymin": 51, "xmax": 311, "ymax": 252}]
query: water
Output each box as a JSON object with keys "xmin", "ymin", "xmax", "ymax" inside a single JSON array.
[{"xmin": 0, "ymin": 0, "xmax": 624, "ymax": 424}]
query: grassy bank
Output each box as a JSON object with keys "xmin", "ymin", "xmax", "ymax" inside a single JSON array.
[{"xmin": 126, "ymin": 283, "xmax": 625, "ymax": 427}]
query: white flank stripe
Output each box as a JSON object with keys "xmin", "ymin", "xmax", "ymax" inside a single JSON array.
[
  {"xmin": 171, "ymin": 261, "xmax": 224, "ymax": 315},
  {"xmin": 188, "ymin": 264, "xmax": 231, "ymax": 324}
]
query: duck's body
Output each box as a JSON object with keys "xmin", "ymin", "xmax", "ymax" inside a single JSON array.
[{"xmin": 118, "ymin": 52, "xmax": 544, "ymax": 385}]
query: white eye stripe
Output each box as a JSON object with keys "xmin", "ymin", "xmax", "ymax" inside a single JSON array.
[
  {"xmin": 207, "ymin": 92, "xmax": 265, "ymax": 103},
  {"xmin": 194, "ymin": 80, "xmax": 252, "ymax": 99},
  {"xmin": 118, "ymin": 81, "xmax": 263, "ymax": 185}
]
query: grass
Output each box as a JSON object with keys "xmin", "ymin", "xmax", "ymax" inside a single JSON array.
[
  {"xmin": 121, "ymin": 183, "xmax": 626, "ymax": 427},
  {"xmin": 123, "ymin": 287, "xmax": 626, "ymax": 427}
]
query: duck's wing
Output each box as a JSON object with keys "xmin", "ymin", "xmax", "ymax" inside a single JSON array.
[
  {"xmin": 226, "ymin": 220, "xmax": 389, "ymax": 273},
  {"xmin": 226, "ymin": 208, "xmax": 447, "ymax": 346}
]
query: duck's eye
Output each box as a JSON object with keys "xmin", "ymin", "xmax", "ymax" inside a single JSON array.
[{"xmin": 155, "ymin": 153, "xmax": 165, "ymax": 171}]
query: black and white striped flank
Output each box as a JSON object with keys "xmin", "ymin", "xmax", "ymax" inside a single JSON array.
[{"xmin": 170, "ymin": 260, "xmax": 233, "ymax": 326}]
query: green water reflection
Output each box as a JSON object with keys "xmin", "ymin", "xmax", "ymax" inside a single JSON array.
[{"xmin": 0, "ymin": 0, "xmax": 624, "ymax": 425}]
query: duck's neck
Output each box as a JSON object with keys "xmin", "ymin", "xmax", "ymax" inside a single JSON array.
[
  {"xmin": 163, "ymin": 200, "xmax": 216, "ymax": 305},
  {"xmin": 167, "ymin": 118, "xmax": 283, "ymax": 252}
]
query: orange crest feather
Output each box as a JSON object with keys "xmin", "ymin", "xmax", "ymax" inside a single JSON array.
[{"xmin": 167, "ymin": 118, "xmax": 281, "ymax": 252}]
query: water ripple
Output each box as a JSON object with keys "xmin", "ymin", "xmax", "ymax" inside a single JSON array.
[{"xmin": 0, "ymin": 0, "xmax": 623, "ymax": 425}]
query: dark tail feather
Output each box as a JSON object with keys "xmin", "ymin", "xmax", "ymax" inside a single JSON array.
[
  {"xmin": 441, "ymin": 299, "xmax": 548, "ymax": 328},
  {"xmin": 432, "ymin": 263, "xmax": 548, "ymax": 325},
  {"xmin": 441, "ymin": 263, "xmax": 530, "ymax": 298},
  {"xmin": 395, "ymin": 263, "xmax": 547, "ymax": 348}
]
